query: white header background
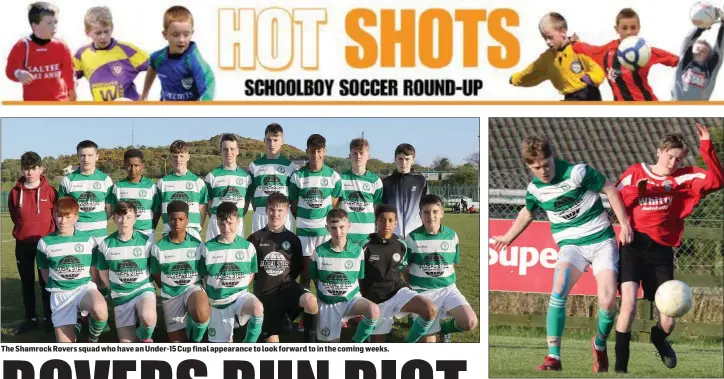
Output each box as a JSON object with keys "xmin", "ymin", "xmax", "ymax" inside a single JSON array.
[{"xmin": 1, "ymin": 0, "xmax": 722, "ymax": 101}]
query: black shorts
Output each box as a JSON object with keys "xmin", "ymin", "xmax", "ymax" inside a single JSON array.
[
  {"xmin": 257, "ymin": 282, "xmax": 309, "ymax": 337},
  {"xmin": 563, "ymin": 85, "xmax": 602, "ymax": 101},
  {"xmin": 618, "ymin": 231, "xmax": 675, "ymax": 301}
]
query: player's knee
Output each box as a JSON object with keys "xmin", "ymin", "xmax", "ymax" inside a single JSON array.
[
  {"xmin": 420, "ymin": 299, "xmax": 437, "ymax": 321},
  {"xmin": 599, "ymin": 294, "xmax": 617, "ymax": 310},
  {"xmin": 139, "ymin": 308, "xmax": 157, "ymax": 326},
  {"xmin": 92, "ymin": 302, "xmax": 108, "ymax": 321},
  {"xmin": 252, "ymin": 299, "xmax": 264, "ymax": 317},
  {"xmin": 302, "ymin": 294, "xmax": 318, "ymax": 314},
  {"xmin": 192, "ymin": 304, "xmax": 210, "ymax": 323},
  {"xmin": 367, "ymin": 303, "xmax": 380, "ymax": 320},
  {"xmin": 461, "ymin": 313, "xmax": 478, "ymax": 331}
]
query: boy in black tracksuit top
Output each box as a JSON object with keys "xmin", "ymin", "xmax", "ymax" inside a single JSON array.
[
  {"xmin": 360, "ymin": 204, "xmax": 437, "ymax": 343},
  {"xmin": 382, "ymin": 144, "xmax": 428, "ymax": 239},
  {"xmin": 248, "ymin": 193, "xmax": 319, "ymax": 342}
]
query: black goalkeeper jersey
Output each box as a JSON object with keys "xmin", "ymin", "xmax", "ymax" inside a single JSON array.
[
  {"xmin": 248, "ymin": 226, "xmax": 304, "ymax": 296},
  {"xmin": 360, "ymin": 233, "xmax": 410, "ymax": 304}
]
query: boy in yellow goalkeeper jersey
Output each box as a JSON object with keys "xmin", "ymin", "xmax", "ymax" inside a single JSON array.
[{"xmin": 510, "ymin": 12, "xmax": 604, "ymax": 101}]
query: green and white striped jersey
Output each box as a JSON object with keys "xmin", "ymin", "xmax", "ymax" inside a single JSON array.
[
  {"xmin": 404, "ymin": 225, "xmax": 460, "ymax": 292},
  {"xmin": 95, "ymin": 231, "xmax": 154, "ymax": 306},
  {"xmin": 107, "ymin": 177, "xmax": 160, "ymax": 234},
  {"xmin": 339, "ymin": 170, "xmax": 383, "ymax": 244},
  {"xmin": 204, "ymin": 166, "xmax": 251, "ymax": 216},
  {"xmin": 248, "ymin": 155, "xmax": 297, "ymax": 210},
  {"xmin": 58, "ymin": 169, "xmax": 113, "ymax": 237},
  {"xmin": 150, "ymin": 233, "xmax": 203, "ymax": 299},
  {"xmin": 525, "ymin": 159, "xmax": 614, "ymax": 247},
  {"xmin": 200, "ymin": 236, "xmax": 257, "ymax": 308},
  {"xmin": 36, "ymin": 231, "xmax": 97, "ymax": 292},
  {"xmin": 156, "ymin": 171, "xmax": 209, "ymax": 235},
  {"xmin": 309, "ymin": 240, "xmax": 364, "ymax": 304},
  {"xmin": 289, "ymin": 165, "xmax": 342, "ymax": 237}
]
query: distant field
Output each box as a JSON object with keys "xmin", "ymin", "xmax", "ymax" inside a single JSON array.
[{"xmin": 1, "ymin": 213, "xmax": 480, "ymax": 343}]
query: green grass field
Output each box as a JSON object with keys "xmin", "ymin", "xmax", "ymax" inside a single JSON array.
[
  {"xmin": 0, "ymin": 213, "xmax": 480, "ymax": 343},
  {"xmin": 489, "ymin": 334, "xmax": 724, "ymax": 378}
]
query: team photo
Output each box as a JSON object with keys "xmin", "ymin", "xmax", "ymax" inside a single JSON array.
[{"xmin": 0, "ymin": 117, "xmax": 481, "ymax": 344}]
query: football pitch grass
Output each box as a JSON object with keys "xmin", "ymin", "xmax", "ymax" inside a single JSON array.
[
  {"xmin": 0, "ymin": 213, "xmax": 481, "ymax": 343},
  {"xmin": 489, "ymin": 333, "xmax": 724, "ymax": 378}
]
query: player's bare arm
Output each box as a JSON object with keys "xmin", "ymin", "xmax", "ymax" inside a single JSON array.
[
  {"xmin": 99, "ymin": 269, "xmax": 111, "ymax": 289},
  {"xmin": 332, "ymin": 197, "xmax": 339, "ymax": 208},
  {"xmin": 493, "ymin": 207, "xmax": 534, "ymax": 251},
  {"xmin": 242, "ymin": 199, "xmax": 251, "ymax": 217},
  {"xmin": 141, "ymin": 67, "xmax": 157, "ymax": 101},
  {"xmin": 199, "ymin": 204, "xmax": 208, "ymax": 229},
  {"xmin": 601, "ymin": 182, "xmax": 634, "ymax": 245}
]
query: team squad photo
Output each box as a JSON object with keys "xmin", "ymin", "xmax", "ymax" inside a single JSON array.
[{"xmin": 0, "ymin": 117, "xmax": 481, "ymax": 344}]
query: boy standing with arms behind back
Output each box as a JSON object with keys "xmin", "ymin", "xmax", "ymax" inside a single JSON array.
[
  {"xmin": 382, "ymin": 144, "xmax": 427, "ymax": 239},
  {"xmin": 141, "ymin": 6, "xmax": 215, "ymax": 101},
  {"xmin": 5, "ymin": 2, "xmax": 76, "ymax": 101},
  {"xmin": 8, "ymin": 152, "xmax": 57, "ymax": 334},
  {"xmin": 339, "ymin": 138, "xmax": 383, "ymax": 247}
]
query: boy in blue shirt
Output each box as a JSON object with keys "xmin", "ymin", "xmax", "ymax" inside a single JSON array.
[{"xmin": 141, "ymin": 6, "xmax": 215, "ymax": 101}]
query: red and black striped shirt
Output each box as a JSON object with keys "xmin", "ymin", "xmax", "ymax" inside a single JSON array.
[{"xmin": 572, "ymin": 40, "xmax": 678, "ymax": 101}]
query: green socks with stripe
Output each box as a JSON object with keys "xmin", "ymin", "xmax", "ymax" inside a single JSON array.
[
  {"xmin": 243, "ymin": 315, "xmax": 264, "ymax": 343},
  {"xmin": 546, "ymin": 293, "xmax": 567, "ymax": 359},
  {"xmin": 440, "ymin": 318, "xmax": 465, "ymax": 334},
  {"xmin": 136, "ymin": 325, "xmax": 155, "ymax": 341},
  {"xmin": 595, "ymin": 307, "xmax": 616, "ymax": 350},
  {"xmin": 187, "ymin": 318, "xmax": 209, "ymax": 342},
  {"xmin": 88, "ymin": 316, "xmax": 108, "ymax": 343},
  {"xmin": 405, "ymin": 316, "xmax": 433, "ymax": 343},
  {"xmin": 352, "ymin": 316, "xmax": 377, "ymax": 343}
]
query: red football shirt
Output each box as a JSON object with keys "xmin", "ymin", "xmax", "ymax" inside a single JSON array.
[
  {"xmin": 5, "ymin": 36, "xmax": 75, "ymax": 101},
  {"xmin": 572, "ymin": 40, "xmax": 679, "ymax": 101},
  {"xmin": 617, "ymin": 140, "xmax": 724, "ymax": 247}
]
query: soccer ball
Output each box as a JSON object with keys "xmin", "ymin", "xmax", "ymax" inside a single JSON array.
[
  {"xmin": 655, "ymin": 280, "xmax": 693, "ymax": 318},
  {"xmin": 690, "ymin": 2, "xmax": 720, "ymax": 28},
  {"xmin": 617, "ymin": 36, "xmax": 651, "ymax": 70}
]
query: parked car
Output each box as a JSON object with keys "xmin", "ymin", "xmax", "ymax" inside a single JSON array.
[{"xmin": 445, "ymin": 195, "xmax": 473, "ymax": 208}]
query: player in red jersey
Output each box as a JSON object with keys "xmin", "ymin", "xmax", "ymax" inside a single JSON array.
[
  {"xmin": 614, "ymin": 123, "xmax": 723, "ymax": 373},
  {"xmin": 5, "ymin": 2, "xmax": 76, "ymax": 101},
  {"xmin": 571, "ymin": 8, "xmax": 678, "ymax": 101}
]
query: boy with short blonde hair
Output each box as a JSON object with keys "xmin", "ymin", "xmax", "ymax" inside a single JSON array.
[
  {"xmin": 141, "ymin": 6, "xmax": 215, "ymax": 101},
  {"xmin": 74, "ymin": 6, "xmax": 149, "ymax": 101},
  {"xmin": 511, "ymin": 12, "xmax": 605, "ymax": 101}
]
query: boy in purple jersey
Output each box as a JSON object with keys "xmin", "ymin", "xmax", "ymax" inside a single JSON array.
[
  {"xmin": 73, "ymin": 6, "xmax": 148, "ymax": 101},
  {"xmin": 141, "ymin": 6, "xmax": 215, "ymax": 101}
]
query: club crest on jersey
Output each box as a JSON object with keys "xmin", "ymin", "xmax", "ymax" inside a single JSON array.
[
  {"xmin": 282, "ymin": 241, "xmax": 291, "ymax": 250},
  {"xmin": 392, "ymin": 253, "xmax": 401, "ymax": 262},
  {"xmin": 181, "ymin": 77, "xmax": 194, "ymax": 90},
  {"xmin": 363, "ymin": 183, "xmax": 371, "ymax": 191},
  {"xmin": 93, "ymin": 182, "xmax": 102, "ymax": 190},
  {"xmin": 276, "ymin": 166, "xmax": 285, "ymax": 174},
  {"xmin": 321, "ymin": 328, "xmax": 330, "ymax": 337},
  {"xmin": 236, "ymin": 178, "xmax": 243, "ymax": 185},
  {"xmin": 74, "ymin": 244, "xmax": 84, "ymax": 253},
  {"xmin": 607, "ymin": 67, "xmax": 621, "ymax": 82},
  {"xmin": 139, "ymin": 189, "xmax": 147, "ymax": 197},
  {"xmin": 321, "ymin": 178, "xmax": 329, "ymax": 186},
  {"xmin": 208, "ymin": 328, "xmax": 216, "ymax": 337},
  {"xmin": 133, "ymin": 248, "xmax": 142, "ymax": 257},
  {"xmin": 663, "ymin": 180, "xmax": 673, "ymax": 192},
  {"xmin": 186, "ymin": 249, "xmax": 195, "ymax": 259},
  {"xmin": 235, "ymin": 251, "xmax": 245, "ymax": 260},
  {"xmin": 411, "ymin": 186, "xmax": 417, "ymax": 192},
  {"xmin": 559, "ymin": 183, "xmax": 572, "ymax": 192},
  {"xmin": 344, "ymin": 260, "xmax": 354, "ymax": 270},
  {"xmin": 111, "ymin": 63, "xmax": 123, "ymax": 76},
  {"xmin": 441, "ymin": 241, "xmax": 450, "ymax": 250},
  {"xmin": 570, "ymin": 61, "xmax": 583, "ymax": 74},
  {"xmin": 185, "ymin": 182, "xmax": 194, "ymax": 190}
]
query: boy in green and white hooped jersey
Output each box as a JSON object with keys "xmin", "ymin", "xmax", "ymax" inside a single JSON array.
[
  {"xmin": 58, "ymin": 140, "xmax": 113, "ymax": 245},
  {"xmin": 205, "ymin": 134, "xmax": 251, "ymax": 241},
  {"xmin": 492, "ymin": 136, "xmax": 633, "ymax": 372},
  {"xmin": 107, "ymin": 149, "xmax": 161, "ymax": 244},
  {"xmin": 339, "ymin": 138, "xmax": 383, "ymax": 247},
  {"xmin": 201, "ymin": 202, "xmax": 264, "ymax": 343},
  {"xmin": 310, "ymin": 209, "xmax": 379, "ymax": 342},
  {"xmin": 156, "ymin": 140, "xmax": 208, "ymax": 241},
  {"xmin": 289, "ymin": 134, "xmax": 342, "ymax": 291},
  {"xmin": 96, "ymin": 201, "xmax": 156, "ymax": 343},
  {"xmin": 248, "ymin": 123, "xmax": 297, "ymax": 233},
  {"xmin": 405, "ymin": 194, "xmax": 478, "ymax": 343},
  {"xmin": 150, "ymin": 200, "xmax": 210, "ymax": 343},
  {"xmin": 37, "ymin": 197, "xmax": 108, "ymax": 343}
]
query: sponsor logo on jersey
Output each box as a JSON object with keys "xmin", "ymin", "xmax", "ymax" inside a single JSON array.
[
  {"xmin": 369, "ymin": 255, "xmax": 380, "ymax": 262},
  {"xmin": 345, "ymin": 191, "xmax": 369, "ymax": 212},
  {"xmin": 553, "ymin": 195, "xmax": 585, "ymax": 221},
  {"xmin": 683, "ymin": 70, "xmax": 707, "ymax": 88},
  {"xmin": 261, "ymin": 252, "xmax": 289, "ymax": 276},
  {"xmin": 78, "ymin": 191, "xmax": 100, "ymax": 212},
  {"xmin": 261, "ymin": 176, "xmax": 284, "ymax": 195},
  {"xmin": 304, "ymin": 188, "xmax": 325, "ymax": 209},
  {"xmin": 216, "ymin": 263, "xmax": 245, "ymax": 287},
  {"xmin": 420, "ymin": 253, "xmax": 447, "ymax": 277},
  {"xmin": 168, "ymin": 262, "xmax": 195, "ymax": 285},
  {"xmin": 170, "ymin": 192, "xmax": 191, "ymax": 204},
  {"xmin": 116, "ymin": 260, "xmax": 142, "ymax": 283},
  {"xmin": 220, "ymin": 186, "xmax": 243, "ymax": 203},
  {"xmin": 57, "ymin": 256, "xmax": 85, "ymax": 279},
  {"xmin": 323, "ymin": 272, "xmax": 351, "ymax": 295},
  {"xmin": 638, "ymin": 196, "xmax": 673, "ymax": 211},
  {"xmin": 128, "ymin": 199, "xmax": 146, "ymax": 216}
]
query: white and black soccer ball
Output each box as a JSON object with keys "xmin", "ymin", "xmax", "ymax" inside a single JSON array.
[{"xmin": 655, "ymin": 280, "xmax": 693, "ymax": 318}]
